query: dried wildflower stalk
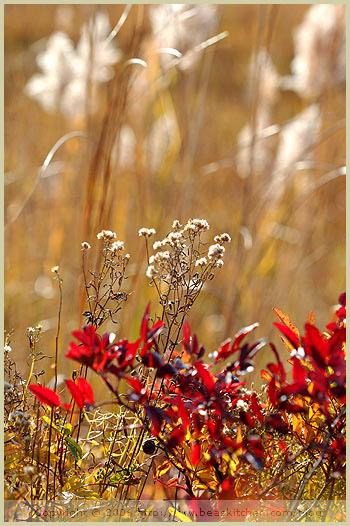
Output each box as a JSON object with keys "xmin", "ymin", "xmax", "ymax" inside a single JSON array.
[
  {"xmin": 139, "ymin": 219, "xmax": 231, "ymax": 362},
  {"xmin": 81, "ymin": 230, "xmax": 131, "ymax": 329},
  {"xmin": 118, "ymin": 219, "xmax": 232, "ymax": 503}
]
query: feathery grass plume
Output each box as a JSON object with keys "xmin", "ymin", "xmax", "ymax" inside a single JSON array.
[
  {"xmin": 146, "ymin": 113, "xmax": 178, "ymax": 173},
  {"xmin": 236, "ymin": 49, "xmax": 279, "ymax": 179},
  {"xmin": 269, "ymin": 104, "xmax": 322, "ymax": 203},
  {"xmin": 149, "ymin": 4, "xmax": 219, "ymax": 70},
  {"xmin": 281, "ymin": 4, "xmax": 345, "ymax": 98},
  {"xmin": 111, "ymin": 124, "xmax": 136, "ymax": 171},
  {"xmin": 25, "ymin": 10, "xmax": 121, "ymax": 117}
]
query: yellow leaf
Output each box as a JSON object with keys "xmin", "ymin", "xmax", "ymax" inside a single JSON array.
[
  {"xmin": 168, "ymin": 507, "xmax": 192, "ymax": 522},
  {"xmin": 292, "ymin": 414, "xmax": 304, "ymax": 436},
  {"xmin": 193, "ymin": 482, "xmax": 208, "ymax": 491},
  {"xmin": 75, "ymin": 489, "xmax": 100, "ymax": 499},
  {"xmin": 63, "ymin": 475, "xmax": 82, "ymax": 491},
  {"xmin": 261, "ymin": 369, "xmax": 272, "ymax": 382},
  {"xmin": 273, "ymin": 307, "xmax": 300, "ymax": 338},
  {"xmin": 228, "ymin": 457, "xmax": 239, "ymax": 475},
  {"xmin": 154, "ymin": 460, "xmax": 172, "ymax": 479},
  {"xmin": 236, "ymin": 426, "xmax": 244, "ymax": 455},
  {"xmin": 196, "ymin": 468, "xmax": 217, "ymax": 483},
  {"xmin": 279, "ymin": 335, "xmax": 295, "ymax": 353}
]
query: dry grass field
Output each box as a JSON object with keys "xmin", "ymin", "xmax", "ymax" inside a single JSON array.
[
  {"xmin": 5, "ymin": 4, "xmax": 345, "ymax": 379},
  {"xmin": 4, "ymin": 4, "xmax": 346, "ymax": 519}
]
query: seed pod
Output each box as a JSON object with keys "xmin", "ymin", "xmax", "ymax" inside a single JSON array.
[{"xmin": 142, "ymin": 439, "xmax": 156, "ymax": 455}]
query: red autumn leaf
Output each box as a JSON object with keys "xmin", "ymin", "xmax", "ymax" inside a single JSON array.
[
  {"xmin": 176, "ymin": 396, "xmax": 190, "ymax": 429},
  {"xmin": 191, "ymin": 442, "xmax": 201, "ymax": 465},
  {"xmin": 193, "ymin": 414, "xmax": 204, "ymax": 434},
  {"xmin": 326, "ymin": 322, "xmax": 338, "ymax": 332},
  {"xmin": 308, "ymin": 370, "xmax": 328, "ymax": 394},
  {"xmin": 273, "ymin": 308, "xmax": 300, "ymax": 336},
  {"xmin": 78, "ymin": 378, "xmax": 94, "ymax": 405},
  {"xmin": 215, "ymin": 323, "xmax": 260, "ymax": 361},
  {"xmin": 29, "ymin": 384, "xmax": 61, "ymax": 408},
  {"xmin": 142, "ymin": 351, "xmax": 164, "ymax": 368},
  {"xmin": 269, "ymin": 342, "xmax": 286, "ymax": 383},
  {"xmin": 146, "ymin": 405, "xmax": 166, "ymax": 436},
  {"xmin": 194, "ymin": 361, "xmax": 216, "ymax": 392},
  {"xmin": 336, "ymin": 306, "xmax": 346, "ymax": 321},
  {"xmin": 157, "ymin": 363, "xmax": 177, "ymax": 379},
  {"xmin": 72, "ymin": 325, "xmax": 102, "ymax": 348},
  {"xmin": 66, "ymin": 326, "xmax": 120, "ymax": 374},
  {"xmin": 191, "ymin": 333, "xmax": 199, "ymax": 355},
  {"xmin": 304, "ymin": 323, "xmax": 329, "ymax": 367},
  {"xmin": 250, "ymin": 393, "xmax": 264, "ymax": 422},
  {"xmin": 125, "ymin": 376, "xmax": 148, "ymax": 404},
  {"xmin": 167, "ymin": 426, "xmax": 185, "ymax": 450},
  {"xmin": 223, "ymin": 436, "xmax": 242, "ymax": 450},
  {"xmin": 265, "ymin": 413, "xmax": 289, "ymax": 433},
  {"xmin": 232, "ymin": 322, "xmax": 260, "ymax": 350},
  {"xmin": 207, "ymin": 419, "xmax": 221, "ymax": 440},
  {"xmin": 280, "ymin": 402, "xmax": 305, "ymax": 413},
  {"xmin": 267, "ymin": 377, "xmax": 278, "ymax": 406},
  {"xmin": 125, "ymin": 376, "xmax": 146, "ymax": 394},
  {"xmin": 65, "ymin": 379, "xmax": 85, "ymax": 409},
  {"xmin": 292, "ymin": 357, "xmax": 307, "ymax": 385},
  {"xmin": 147, "ymin": 320, "xmax": 164, "ymax": 341},
  {"xmin": 120, "ymin": 338, "xmax": 141, "ymax": 367},
  {"xmin": 182, "ymin": 321, "xmax": 191, "ymax": 354},
  {"xmin": 339, "ymin": 292, "xmax": 346, "ymax": 307},
  {"xmin": 139, "ymin": 341, "xmax": 153, "ymax": 358},
  {"xmin": 279, "ymin": 383, "xmax": 308, "ymax": 397},
  {"xmin": 268, "ymin": 362, "xmax": 285, "ymax": 379},
  {"xmin": 214, "ymin": 339, "xmax": 232, "ymax": 361},
  {"xmin": 239, "ymin": 410, "xmax": 256, "ymax": 427},
  {"xmin": 63, "ymin": 403, "xmax": 71, "ymax": 411},
  {"xmin": 274, "ymin": 322, "xmax": 299, "ymax": 350}
]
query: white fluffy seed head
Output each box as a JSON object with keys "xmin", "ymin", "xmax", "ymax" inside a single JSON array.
[
  {"xmin": 138, "ymin": 227, "xmax": 156, "ymax": 238},
  {"xmin": 97, "ymin": 230, "xmax": 117, "ymax": 241},
  {"xmin": 208, "ymin": 243, "xmax": 225, "ymax": 260},
  {"xmin": 146, "ymin": 265, "xmax": 157, "ymax": 278},
  {"xmin": 81, "ymin": 241, "xmax": 91, "ymax": 250}
]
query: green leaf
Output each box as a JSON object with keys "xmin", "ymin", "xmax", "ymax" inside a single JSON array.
[{"xmin": 65, "ymin": 437, "xmax": 82, "ymax": 460}]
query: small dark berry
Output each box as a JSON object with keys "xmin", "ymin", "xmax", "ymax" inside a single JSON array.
[{"xmin": 142, "ymin": 439, "xmax": 156, "ymax": 454}]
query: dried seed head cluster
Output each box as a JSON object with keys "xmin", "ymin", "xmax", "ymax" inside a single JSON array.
[
  {"xmin": 214, "ymin": 233, "xmax": 231, "ymax": 243},
  {"xmin": 110, "ymin": 240, "xmax": 125, "ymax": 253},
  {"xmin": 144, "ymin": 218, "xmax": 230, "ymax": 285},
  {"xmin": 81, "ymin": 230, "xmax": 131, "ymax": 328},
  {"xmin": 8, "ymin": 410, "xmax": 32, "ymax": 436},
  {"xmin": 138, "ymin": 227, "xmax": 156, "ymax": 238},
  {"xmin": 195, "ymin": 257, "xmax": 207, "ymax": 267},
  {"xmin": 25, "ymin": 325, "xmax": 42, "ymax": 346},
  {"xmin": 208, "ymin": 243, "xmax": 225, "ymax": 260},
  {"xmin": 97, "ymin": 229, "xmax": 117, "ymax": 241},
  {"xmin": 140, "ymin": 219, "xmax": 231, "ymax": 335}
]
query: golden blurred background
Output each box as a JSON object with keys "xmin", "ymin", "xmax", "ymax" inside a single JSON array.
[{"xmin": 5, "ymin": 4, "xmax": 345, "ymax": 383}]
